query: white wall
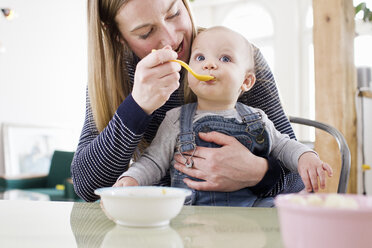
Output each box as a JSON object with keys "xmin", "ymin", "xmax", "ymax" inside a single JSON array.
[{"xmin": 0, "ymin": 0, "xmax": 87, "ymax": 174}]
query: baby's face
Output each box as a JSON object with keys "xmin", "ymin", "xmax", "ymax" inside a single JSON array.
[{"xmin": 188, "ymin": 27, "xmax": 253, "ymax": 108}]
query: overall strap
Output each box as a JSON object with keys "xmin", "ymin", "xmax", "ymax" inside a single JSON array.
[
  {"xmin": 180, "ymin": 102, "xmax": 198, "ymax": 134},
  {"xmin": 235, "ymin": 102, "xmax": 262, "ymax": 123},
  {"xmin": 236, "ymin": 102, "xmax": 266, "ymax": 144},
  {"xmin": 177, "ymin": 103, "xmax": 198, "ymax": 167}
]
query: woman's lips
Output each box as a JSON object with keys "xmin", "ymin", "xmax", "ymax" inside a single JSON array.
[
  {"xmin": 176, "ymin": 40, "xmax": 185, "ymax": 60},
  {"xmin": 175, "ymin": 41, "xmax": 182, "ymax": 53}
]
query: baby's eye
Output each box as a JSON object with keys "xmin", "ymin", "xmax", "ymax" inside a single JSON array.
[
  {"xmin": 220, "ymin": 56, "xmax": 231, "ymax": 62},
  {"xmin": 196, "ymin": 55, "xmax": 205, "ymax": 61}
]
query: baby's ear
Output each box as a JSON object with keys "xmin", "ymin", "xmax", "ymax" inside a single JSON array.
[{"xmin": 241, "ymin": 73, "xmax": 256, "ymax": 92}]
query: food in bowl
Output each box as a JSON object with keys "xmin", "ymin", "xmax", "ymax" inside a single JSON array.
[
  {"xmin": 275, "ymin": 193, "xmax": 372, "ymax": 248},
  {"xmin": 95, "ymin": 186, "xmax": 192, "ymax": 227},
  {"xmin": 288, "ymin": 194, "xmax": 359, "ymax": 209}
]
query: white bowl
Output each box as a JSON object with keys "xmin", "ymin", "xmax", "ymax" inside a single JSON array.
[{"xmin": 95, "ymin": 186, "xmax": 192, "ymax": 227}]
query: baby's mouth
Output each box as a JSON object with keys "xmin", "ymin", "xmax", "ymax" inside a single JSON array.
[{"xmin": 204, "ymin": 76, "xmax": 216, "ymax": 83}]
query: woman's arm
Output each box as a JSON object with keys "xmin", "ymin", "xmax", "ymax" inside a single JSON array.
[
  {"xmin": 71, "ymin": 90, "xmax": 151, "ymax": 202},
  {"xmin": 116, "ymin": 109, "xmax": 179, "ymax": 186},
  {"xmin": 72, "ymin": 48, "xmax": 182, "ymax": 202}
]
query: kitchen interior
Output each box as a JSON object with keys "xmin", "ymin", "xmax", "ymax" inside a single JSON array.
[
  {"xmin": 0, "ymin": 0, "xmax": 371, "ymax": 196},
  {"xmin": 1, "ymin": 1, "xmax": 372, "ymax": 247}
]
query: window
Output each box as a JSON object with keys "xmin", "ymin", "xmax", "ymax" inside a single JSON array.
[
  {"xmin": 355, "ymin": 35, "xmax": 372, "ymax": 67},
  {"xmin": 222, "ymin": 3, "xmax": 275, "ymax": 71}
]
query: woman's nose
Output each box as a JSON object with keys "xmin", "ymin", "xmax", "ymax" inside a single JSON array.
[
  {"xmin": 159, "ymin": 25, "xmax": 178, "ymax": 49},
  {"xmin": 203, "ymin": 61, "xmax": 217, "ymax": 70}
]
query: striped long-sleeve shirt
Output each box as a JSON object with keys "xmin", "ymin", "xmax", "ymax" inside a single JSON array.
[{"xmin": 71, "ymin": 47, "xmax": 304, "ymax": 202}]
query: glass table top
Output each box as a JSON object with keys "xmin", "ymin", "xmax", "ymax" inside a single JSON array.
[
  {"xmin": 0, "ymin": 200, "xmax": 284, "ymax": 247},
  {"xmin": 0, "ymin": 189, "xmax": 50, "ymax": 201}
]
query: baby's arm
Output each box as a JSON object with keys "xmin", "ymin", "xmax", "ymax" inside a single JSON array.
[
  {"xmin": 114, "ymin": 176, "xmax": 139, "ymax": 187},
  {"xmin": 258, "ymin": 108, "xmax": 333, "ymax": 192},
  {"xmin": 114, "ymin": 110, "xmax": 179, "ymax": 187}
]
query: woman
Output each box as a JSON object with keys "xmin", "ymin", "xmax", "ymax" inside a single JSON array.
[{"xmin": 71, "ymin": 0, "xmax": 304, "ymax": 202}]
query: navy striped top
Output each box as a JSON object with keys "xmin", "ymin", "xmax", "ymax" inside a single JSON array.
[{"xmin": 71, "ymin": 48, "xmax": 303, "ymax": 202}]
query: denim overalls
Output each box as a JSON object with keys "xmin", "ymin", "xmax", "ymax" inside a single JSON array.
[{"xmin": 170, "ymin": 102, "xmax": 274, "ymax": 207}]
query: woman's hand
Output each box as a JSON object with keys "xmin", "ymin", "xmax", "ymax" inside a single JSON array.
[
  {"xmin": 132, "ymin": 46, "xmax": 182, "ymax": 115},
  {"xmin": 113, "ymin": 177, "xmax": 139, "ymax": 187},
  {"xmin": 173, "ymin": 131, "xmax": 269, "ymax": 192}
]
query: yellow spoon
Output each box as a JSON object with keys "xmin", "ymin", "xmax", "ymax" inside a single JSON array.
[
  {"xmin": 170, "ymin": 59, "xmax": 215, "ymax": 81},
  {"xmin": 152, "ymin": 49, "xmax": 215, "ymax": 81}
]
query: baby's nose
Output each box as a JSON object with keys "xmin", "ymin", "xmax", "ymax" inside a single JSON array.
[{"xmin": 203, "ymin": 61, "xmax": 217, "ymax": 70}]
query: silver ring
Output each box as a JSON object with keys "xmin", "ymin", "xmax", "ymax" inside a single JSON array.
[{"xmin": 185, "ymin": 158, "xmax": 193, "ymax": 168}]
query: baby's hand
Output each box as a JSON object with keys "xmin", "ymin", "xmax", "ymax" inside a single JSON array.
[
  {"xmin": 298, "ymin": 152, "xmax": 333, "ymax": 192},
  {"xmin": 113, "ymin": 176, "xmax": 139, "ymax": 187}
]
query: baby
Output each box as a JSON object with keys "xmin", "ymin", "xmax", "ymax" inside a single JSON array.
[{"xmin": 114, "ymin": 26, "xmax": 333, "ymax": 207}]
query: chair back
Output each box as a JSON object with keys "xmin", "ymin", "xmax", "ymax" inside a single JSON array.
[
  {"xmin": 289, "ymin": 116, "xmax": 351, "ymax": 193},
  {"xmin": 46, "ymin": 150, "xmax": 75, "ymax": 188}
]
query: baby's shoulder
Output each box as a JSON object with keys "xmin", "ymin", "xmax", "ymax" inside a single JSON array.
[
  {"xmin": 237, "ymin": 103, "xmax": 269, "ymax": 121},
  {"xmin": 164, "ymin": 106, "xmax": 182, "ymax": 125},
  {"xmin": 237, "ymin": 102, "xmax": 266, "ymax": 115}
]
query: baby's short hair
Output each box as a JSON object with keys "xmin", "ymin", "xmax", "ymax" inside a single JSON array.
[{"xmin": 198, "ymin": 26, "xmax": 255, "ymax": 73}]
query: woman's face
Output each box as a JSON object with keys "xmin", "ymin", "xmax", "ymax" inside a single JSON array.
[{"xmin": 115, "ymin": 0, "xmax": 193, "ymax": 62}]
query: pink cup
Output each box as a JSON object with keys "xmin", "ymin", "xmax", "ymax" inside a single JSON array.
[{"xmin": 275, "ymin": 194, "xmax": 372, "ymax": 248}]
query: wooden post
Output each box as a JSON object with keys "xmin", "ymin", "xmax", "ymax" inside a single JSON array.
[{"xmin": 312, "ymin": 0, "xmax": 357, "ymax": 193}]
